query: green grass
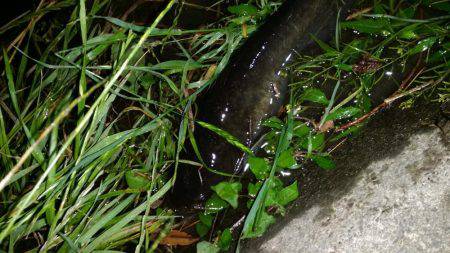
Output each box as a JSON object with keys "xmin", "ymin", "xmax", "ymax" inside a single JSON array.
[{"xmin": 0, "ymin": 0, "xmax": 449, "ymax": 252}]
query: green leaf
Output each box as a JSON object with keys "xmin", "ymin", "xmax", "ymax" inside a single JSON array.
[
  {"xmin": 196, "ymin": 223, "xmax": 210, "ymax": 238},
  {"xmin": 211, "ymin": 182, "xmax": 242, "ymax": 208},
  {"xmin": 300, "ymin": 88, "xmax": 329, "ymax": 105},
  {"xmin": 152, "ymin": 60, "xmax": 203, "ymax": 71},
  {"xmin": 277, "ymin": 148, "xmax": 297, "ymax": 169},
  {"xmin": 326, "ymin": 107, "xmax": 361, "ymax": 121},
  {"xmin": 335, "ymin": 63, "xmax": 353, "ymax": 72},
  {"xmin": 425, "ymin": 0, "xmax": 450, "ymax": 13},
  {"xmin": 248, "ymin": 156, "xmax": 270, "ymax": 180},
  {"xmin": 248, "ymin": 181, "xmax": 263, "ymax": 198},
  {"xmin": 300, "ymin": 133, "xmax": 325, "ymax": 151},
  {"xmin": 407, "ymin": 37, "xmax": 437, "ymax": 55},
  {"xmin": 228, "ymin": 4, "xmax": 258, "ymax": 16},
  {"xmin": 262, "ymin": 117, "xmax": 284, "ymax": 129},
  {"xmin": 218, "ymin": 229, "xmax": 232, "ymax": 251},
  {"xmin": 205, "ymin": 194, "xmax": 229, "ymax": 214},
  {"xmin": 293, "ymin": 123, "xmax": 311, "ymax": 138},
  {"xmin": 310, "ymin": 34, "xmax": 339, "ymax": 55},
  {"xmin": 197, "ymin": 121, "xmax": 253, "ymax": 155},
  {"xmin": 199, "ymin": 213, "xmax": 214, "ymax": 228},
  {"xmin": 398, "ymin": 6, "xmax": 416, "ymax": 18},
  {"xmin": 278, "ymin": 181, "xmax": 299, "ymax": 206},
  {"xmin": 312, "ymin": 155, "xmax": 336, "ymax": 170},
  {"xmin": 197, "ymin": 241, "xmax": 220, "ymax": 253},
  {"xmin": 398, "ymin": 25, "xmax": 419, "ymax": 39},
  {"xmin": 242, "ymin": 211, "xmax": 275, "ymax": 238},
  {"xmin": 125, "ymin": 170, "xmax": 151, "ymax": 189},
  {"xmin": 330, "ymin": 125, "xmax": 362, "ymax": 142},
  {"xmin": 341, "ymin": 19, "xmax": 391, "ymax": 35}
]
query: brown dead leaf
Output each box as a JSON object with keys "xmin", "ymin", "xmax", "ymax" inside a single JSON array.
[
  {"xmin": 203, "ymin": 64, "xmax": 217, "ymax": 81},
  {"xmin": 346, "ymin": 7, "xmax": 373, "ymax": 20},
  {"xmin": 160, "ymin": 230, "xmax": 199, "ymax": 246}
]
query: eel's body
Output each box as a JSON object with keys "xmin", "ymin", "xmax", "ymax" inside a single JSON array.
[{"xmin": 173, "ymin": 0, "xmax": 352, "ymax": 206}]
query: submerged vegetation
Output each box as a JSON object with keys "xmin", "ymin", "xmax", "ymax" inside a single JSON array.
[{"xmin": 0, "ymin": 0, "xmax": 448, "ymax": 252}]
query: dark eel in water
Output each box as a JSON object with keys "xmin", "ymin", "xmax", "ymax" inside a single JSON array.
[{"xmin": 173, "ymin": 0, "xmax": 353, "ymax": 207}]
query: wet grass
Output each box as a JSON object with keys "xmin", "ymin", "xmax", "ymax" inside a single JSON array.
[{"xmin": 0, "ymin": 0, "xmax": 448, "ymax": 252}]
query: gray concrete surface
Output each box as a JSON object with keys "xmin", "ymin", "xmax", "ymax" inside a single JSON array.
[{"xmin": 244, "ymin": 106, "xmax": 449, "ymax": 253}]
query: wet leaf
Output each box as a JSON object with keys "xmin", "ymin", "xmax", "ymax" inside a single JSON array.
[
  {"xmin": 248, "ymin": 156, "xmax": 270, "ymax": 180},
  {"xmin": 195, "ymin": 223, "xmax": 209, "ymax": 238},
  {"xmin": 300, "ymin": 133, "xmax": 325, "ymax": 151},
  {"xmin": 277, "ymin": 148, "xmax": 297, "ymax": 169},
  {"xmin": 326, "ymin": 107, "xmax": 361, "ymax": 121},
  {"xmin": 330, "ymin": 125, "xmax": 362, "ymax": 142},
  {"xmin": 335, "ymin": 63, "xmax": 353, "ymax": 72},
  {"xmin": 248, "ymin": 181, "xmax": 263, "ymax": 198},
  {"xmin": 205, "ymin": 194, "xmax": 229, "ymax": 214},
  {"xmin": 310, "ymin": 34, "xmax": 339, "ymax": 55},
  {"xmin": 152, "ymin": 60, "xmax": 203, "ymax": 72},
  {"xmin": 125, "ymin": 170, "xmax": 150, "ymax": 190},
  {"xmin": 341, "ymin": 19, "xmax": 391, "ymax": 35},
  {"xmin": 262, "ymin": 117, "xmax": 284, "ymax": 129},
  {"xmin": 218, "ymin": 229, "xmax": 232, "ymax": 250},
  {"xmin": 312, "ymin": 155, "xmax": 336, "ymax": 170},
  {"xmin": 278, "ymin": 181, "xmax": 299, "ymax": 206},
  {"xmin": 242, "ymin": 211, "xmax": 275, "ymax": 238},
  {"xmin": 424, "ymin": 0, "xmax": 450, "ymax": 13},
  {"xmin": 228, "ymin": 4, "xmax": 258, "ymax": 16},
  {"xmin": 408, "ymin": 37, "xmax": 437, "ymax": 55},
  {"xmin": 293, "ymin": 123, "xmax": 311, "ymax": 138},
  {"xmin": 197, "ymin": 241, "xmax": 220, "ymax": 253},
  {"xmin": 197, "ymin": 121, "xmax": 253, "ymax": 155},
  {"xmin": 199, "ymin": 213, "xmax": 213, "ymax": 228},
  {"xmin": 211, "ymin": 182, "xmax": 242, "ymax": 208},
  {"xmin": 300, "ymin": 88, "xmax": 329, "ymax": 105}
]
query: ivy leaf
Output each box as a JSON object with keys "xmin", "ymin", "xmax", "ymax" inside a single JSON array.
[
  {"xmin": 312, "ymin": 155, "xmax": 336, "ymax": 170},
  {"xmin": 205, "ymin": 194, "xmax": 229, "ymax": 214},
  {"xmin": 218, "ymin": 229, "xmax": 232, "ymax": 251},
  {"xmin": 197, "ymin": 241, "xmax": 220, "ymax": 253},
  {"xmin": 248, "ymin": 181, "xmax": 263, "ymax": 198},
  {"xmin": 242, "ymin": 211, "xmax": 275, "ymax": 238},
  {"xmin": 195, "ymin": 223, "xmax": 209, "ymax": 238},
  {"xmin": 300, "ymin": 88, "xmax": 329, "ymax": 105},
  {"xmin": 277, "ymin": 148, "xmax": 297, "ymax": 169},
  {"xmin": 248, "ymin": 156, "xmax": 270, "ymax": 179},
  {"xmin": 278, "ymin": 181, "xmax": 299, "ymax": 206},
  {"xmin": 211, "ymin": 182, "xmax": 242, "ymax": 208},
  {"xmin": 199, "ymin": 213, "xmax": 213, "ymax": 228}
]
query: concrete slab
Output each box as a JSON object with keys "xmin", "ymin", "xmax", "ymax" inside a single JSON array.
[{"xmin": 244, "ymin": 105, "xmax": 449, "ymax": 253}]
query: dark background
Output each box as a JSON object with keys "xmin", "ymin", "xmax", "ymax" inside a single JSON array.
[{"xmin": 0, "ymin": 0, "xmax": 36, "ymax": 26}]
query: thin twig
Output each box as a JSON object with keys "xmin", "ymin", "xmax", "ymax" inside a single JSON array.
[{"xmin": 337, "ymin": 71, "xmax": 450, "ymax": 132}]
